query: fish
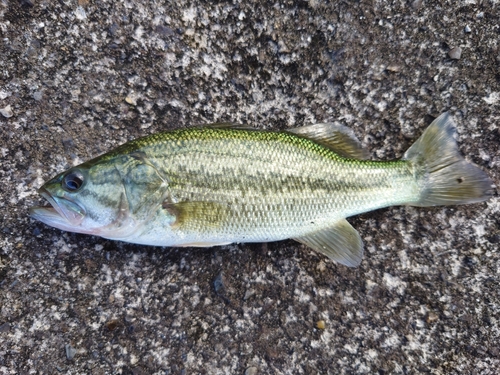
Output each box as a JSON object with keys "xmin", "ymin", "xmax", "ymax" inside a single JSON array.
[{"xmin": 30, "ymin": 113, "xmax": 493, "ymax": 267}]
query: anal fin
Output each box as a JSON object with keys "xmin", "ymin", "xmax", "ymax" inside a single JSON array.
[{"xmin": 293, "ymin": 219, "xmax": 364, "ymax": 267}]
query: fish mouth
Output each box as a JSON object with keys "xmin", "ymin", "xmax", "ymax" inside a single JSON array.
[{"xmin": 30, "ymin": 188, "xmax": 86, "ymax": 231}]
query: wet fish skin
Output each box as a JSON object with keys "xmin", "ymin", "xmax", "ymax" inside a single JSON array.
[{"xmin": 30, "ymin": 113, "xmax": 493, "ymax": 266}]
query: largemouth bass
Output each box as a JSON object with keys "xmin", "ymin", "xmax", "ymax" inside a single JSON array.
[{"xmin": 30, "ymin": 113, "xmax": 493, "ymax": 266}]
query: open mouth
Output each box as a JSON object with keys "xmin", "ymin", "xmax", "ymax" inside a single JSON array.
[
  {"xmin": 30, "ymin": 188, "xmax": 86, "ymax": 231},
  {"xmin": 31, "ymin": 188, "xmax": 137, "ymax": 239}
]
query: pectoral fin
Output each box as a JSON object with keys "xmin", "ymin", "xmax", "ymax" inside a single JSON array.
[
  {"xmin": 162, "ymin": 200, "xmax": 230, "ymax": 230},
  {"xmin": 293, "ymin": 219, "xmax": 364, "ymax": 267}
]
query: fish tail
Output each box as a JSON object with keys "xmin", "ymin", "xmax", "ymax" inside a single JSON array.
[{"xmin": 403, "ymin": 113, "xmax": 493, "ymax": 207}]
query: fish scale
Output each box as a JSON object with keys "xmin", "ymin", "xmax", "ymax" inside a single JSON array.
[{"xmin": 92, "ymin": 128, "xmax": 419, "ymax": 245}]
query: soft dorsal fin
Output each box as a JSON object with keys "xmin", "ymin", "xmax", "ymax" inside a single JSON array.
[
  {"xmin": 288, "ymin": 123, "xmax": 368, "ymax": 159},
  {"xmin": 293, "ymin": 219, "xmax": 364, "ymax": 267}
]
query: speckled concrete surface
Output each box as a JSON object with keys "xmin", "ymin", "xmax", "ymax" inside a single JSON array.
[{"xmin": 1, "ymin": 1, "xmax": 499, "ymax": 374}]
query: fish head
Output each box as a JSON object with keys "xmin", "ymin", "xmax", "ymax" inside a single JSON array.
[{"xmin": 30, "ymin": 160, "xmax": 136, "ymax": 238}]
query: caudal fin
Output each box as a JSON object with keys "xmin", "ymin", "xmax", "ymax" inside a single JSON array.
[{"xmin": 403, "ymin": 113, "xmax": 494, "ymax": 207}]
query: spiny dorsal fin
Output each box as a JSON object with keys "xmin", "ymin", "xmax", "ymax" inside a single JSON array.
[
  {"xmin": 293, "ymin": 219, "xmax": 364, "ymax": 267},
  {"xmin": 288, "ymin": 123, "xmax": 368, "ymax": 160}
]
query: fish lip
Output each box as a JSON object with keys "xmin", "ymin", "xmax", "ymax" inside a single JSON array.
[
  {"xmin": 30, "ymin": 187, "xmax": 86, "ymax": 227},
  {"xmin": 30, "ymin": 188, "xmax": 137, "ymax": 239}
]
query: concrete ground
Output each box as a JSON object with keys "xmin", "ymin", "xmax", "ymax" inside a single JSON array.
[{"xmin": 1, "ymin": 0, "xmax": 499, "ymax": 374}]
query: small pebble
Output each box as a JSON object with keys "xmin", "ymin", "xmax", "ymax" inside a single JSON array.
[
  {"xmin": 33, "ymin": 91, "xmax": 43, "ymax": 101},
  {"xmin": 245, "ymin": 367, "xmax": 258, "ymax": 375},
  {"xmin": 243, "ymin": 289, "xmax": 255, "ymax": 300},
  {"xmin": 213, "ymin": 272, "xmax": 226, "ymax": 295},
  {"xmin": 411, "ymin": 0, "xmax": 422, "ymax": 9},
  {"xmin": 62, "ymin": 138, "xmax": 75, "ymax": 152},
  {"xmin": 488, "ymin": 347, "xmax": 499, "ymax": 357},
  {"xmin": 464, "ymin": 25, "xmax": 471, "ymax": 33},
  {"xmin": 386, "ymin": 64, "xmax": 401, "ymax": 73},
  {"xmin": 448, "ymin": 47, "xmax": 462, "ymax": 60},
  {"xmin": 0, "ymin": 90, "xmax": 11, "ymax": 100},
  {"xmin": 0, "ymin": 322, "xmax": 11, "ymax": 333},
  {"xmin": 0, "ymin": 105, "xmax": 13, "ymax": 118},
  {"xmin": 316, "ymin": 260, "xmax": 326, "ymax": 272},
  {"xmin": 427, "ymin": 312, "xmax": 439, "ymax": 324},
  {"xmin": 109, "ymin": 23, "xmax": 120, "ymax": 35},
  {"xmin": 316, "ymin": 320, "xmax": 326, "ymax": 329},
  {"xmin": 125, "ymin": 93, "xmax": 138, "ymax": 105},
  {"xmin": 74, "ymin": 6, "xmax": 87, "ymax": 20},
  {"xmin": 105, "ymin": 319, "xmax": 121, "ymax": 331},
  {"xmin": 19, "ymin": 0, "xmax": 34, "ymax": 7},
  {"xmin": 65, "ymin": 344, "xmax": 77, "ymax": 360}
]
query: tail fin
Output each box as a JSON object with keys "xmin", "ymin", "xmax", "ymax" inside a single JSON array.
[{"xmin": 403, "ymin": 113, "xmax": 493, "ymax": 207}]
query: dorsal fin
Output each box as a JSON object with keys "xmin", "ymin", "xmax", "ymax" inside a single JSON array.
[{"xmin": 288, "ymin": 123, "xmax": 368, "ymax": 159}]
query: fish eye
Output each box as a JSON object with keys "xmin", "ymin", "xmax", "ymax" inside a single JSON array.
[{"xmin": 62, "ymin": 170, "xmax": 85, "ymax": 192}]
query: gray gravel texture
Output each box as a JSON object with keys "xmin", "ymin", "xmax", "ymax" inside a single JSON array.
[{"xmin": 1, "ymin": 0, "xmax": 499, "ymax": 374}]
